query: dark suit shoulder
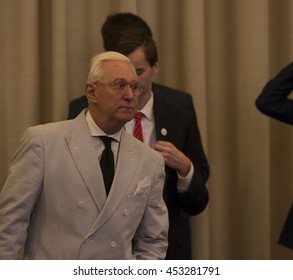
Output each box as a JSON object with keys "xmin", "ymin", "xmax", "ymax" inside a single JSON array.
[
  {"xmin": 152, "ymin": 82, "xmax": 190, "ymax": 96},
  {"xmin": 68, "ymin": 95, "xmax": 88, "ymax": 119},
  {"xmin": 255, "ymin": 62, "xmax": 293, "ymax": 125},
  {"xmin": 152, "ymin": 82, "xmax": 195, "ymax": 115}
]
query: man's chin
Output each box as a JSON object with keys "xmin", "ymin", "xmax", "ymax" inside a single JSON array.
[
  {"xmin": 123, "ymin": 114, "xmax": 135, "ymax": 123},
  {"xmin": 117, "ymin": 113, "xmax": 135, "ymax": 123},
  {"xmin": 118, "ymin": 108, "xmax": 135, "ymax": 118}
]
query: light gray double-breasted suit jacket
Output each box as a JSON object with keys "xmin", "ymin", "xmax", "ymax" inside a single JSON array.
[{"xmin": 0, "ymin": 110, "xmax": 168, "ymax": 259}]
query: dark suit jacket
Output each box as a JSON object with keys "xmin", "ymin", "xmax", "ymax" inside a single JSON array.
[
  {"xmin": 68, "ymin": 82, "xmax": 210, "ymax": 259},
  {"xmin": 256, "ymin": 62, "xmax": 293, "ymax": 249}
]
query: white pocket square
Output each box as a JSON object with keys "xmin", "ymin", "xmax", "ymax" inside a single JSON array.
[{"xmin": 133, "ymin": 176, "xmax": 151, "ymax": 195}]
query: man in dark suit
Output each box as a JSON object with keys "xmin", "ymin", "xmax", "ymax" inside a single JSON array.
[
  {"xmin": 68, "ymin": 14, "xmax": 209, "ymax": 259},
  {"xmin": 256, "ymin": 62, "xmax": 293, "ymax": 249}
]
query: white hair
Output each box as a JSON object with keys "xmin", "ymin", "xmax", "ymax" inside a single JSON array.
[{"xmin": 87, "ymin": 51, "xmax": 136, "ymax": 83}]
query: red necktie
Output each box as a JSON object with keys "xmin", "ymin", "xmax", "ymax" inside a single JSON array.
[{"xmin": 133, "ymin": 112, "xmax": 144, "ymax": 142}]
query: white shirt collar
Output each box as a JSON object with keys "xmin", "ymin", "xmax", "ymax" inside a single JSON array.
[
  {"xmin": 85, "ymin": 111, "xmax": 122, "ymax": 142},
  {"xmin": 138, "ymin": 92, "xmax": 154, "ymax": 121}
]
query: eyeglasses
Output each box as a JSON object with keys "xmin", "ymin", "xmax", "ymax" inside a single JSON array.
[{"xmin": 97, "ymin": 78, "xmax": 144, "ymax": 95}]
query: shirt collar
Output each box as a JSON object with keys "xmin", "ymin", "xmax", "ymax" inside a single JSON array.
[
  {"xmin": 86, "ymin": 111, "xmax": 122, "ymax": 142},
  {"xmin": 138, "ymin": 92, "xmax": 154, "ymax": 121}
]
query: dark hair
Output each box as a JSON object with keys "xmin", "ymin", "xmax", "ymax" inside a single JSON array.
[
  {"xmin": 106, "ymin": 28, "xmax": 158, "ymax": 67},
  {"xmin": 101, "ymin": 13, "xmax": 152, "ymax": 50}
]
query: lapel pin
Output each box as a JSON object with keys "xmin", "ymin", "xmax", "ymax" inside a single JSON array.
[{"xmin": 161, "ymin": 128, "xmax": 167, "ymax": 136}]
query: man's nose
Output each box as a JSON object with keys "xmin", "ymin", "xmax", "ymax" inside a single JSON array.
[{"xmin": 123, "ymin": 86, "xmax": 135, "ymax": 99}]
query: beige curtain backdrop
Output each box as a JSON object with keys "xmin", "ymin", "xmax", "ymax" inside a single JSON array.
[{"xmin": 1, "ymin": 0, "xmax": 293, "ymax": 260}]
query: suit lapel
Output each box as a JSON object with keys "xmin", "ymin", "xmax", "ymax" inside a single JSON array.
[
  {"xmin": 66, "ymin": 112, "xmax": 141, "ymax": 236},
  {"xmin": 153, "ymin": 88, "xmax": 173, "ymax": 198},
  {"xmin": 66, "ymin": 111, "xmax": 107, "ymax": 212},
  {"xmin": 153, "ymin": 89, "xmax": 172, "ymax": 142},
  {"xmin": 86, "ymin": 130, "xmax": 140, "ymax": 236}
]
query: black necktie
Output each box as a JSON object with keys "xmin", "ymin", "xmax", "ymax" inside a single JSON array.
[{"xmin": 100, "ymin": 136, "xmax": 114, "ymax": 195}]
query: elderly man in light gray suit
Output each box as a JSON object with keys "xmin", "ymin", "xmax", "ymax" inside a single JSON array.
[{"xmin": 0, "ymin": 51, "xmax": 168, "ymax": 260}]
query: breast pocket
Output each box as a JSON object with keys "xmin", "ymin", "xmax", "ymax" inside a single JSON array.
[{"xmin": 127, "ymin": 194, "xmax": 147, "ymax": 203}]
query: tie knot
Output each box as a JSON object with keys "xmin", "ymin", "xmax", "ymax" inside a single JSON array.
[
  {"xmin": 100, "ymin": 136, "xmax": 113, "ymax": 148},
  {"xmin": 135, "ymin": 112, "xmax": 143, "ymax": 122}
]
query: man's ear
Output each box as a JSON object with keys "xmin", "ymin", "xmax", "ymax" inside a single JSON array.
[
  {"xmin": 86, "ymin": 83, "xmax": 98, "ymax": 104},
  {"xmin": 152, "ymin": 61, "xmax": 160, "ymax": 76}
]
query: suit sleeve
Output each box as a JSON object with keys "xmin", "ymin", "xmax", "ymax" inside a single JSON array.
[
  {"xmin": 0, "ymin": 128, "xmax": 43, "ymax": 259},
  {"xmin": 255, "ymin": 62, "xmax": 293, "ymax": 125},
  {"xmin": 179, "ymin": 116, "xmax": 209, "ymax": 216},
  {"xmin": 132, "ymin": 156, "xmax": 169, "ymax": 260}
]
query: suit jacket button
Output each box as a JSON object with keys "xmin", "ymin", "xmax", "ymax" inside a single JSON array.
[
  {"xmin": 110, "ymin": 241, "xmax": 117, "ymax": 248},
  {"xmin": 123, "ymin": 209, "xmax": 129, "ymax": 216},
  {"xmin": 77, "ymin": 201, "xmax": 84, "ymax": 208}
]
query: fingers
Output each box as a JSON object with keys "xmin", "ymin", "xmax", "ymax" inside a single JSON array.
[{"xmin": 154, "ymin": 141, "xmax": 191, "ymax": 176}]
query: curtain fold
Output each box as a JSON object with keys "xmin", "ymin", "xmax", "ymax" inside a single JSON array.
[{"xmin": 1, "ymin": 0, "xmax": 293, "ymax": 259}]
